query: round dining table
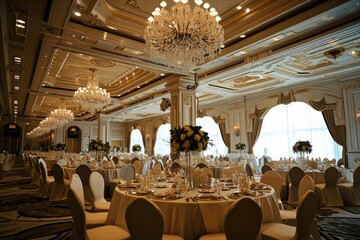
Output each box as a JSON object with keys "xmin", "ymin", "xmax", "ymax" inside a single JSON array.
[{"xmin": 106, "ymin": 181, "xmax": 281, "ymax": 240}]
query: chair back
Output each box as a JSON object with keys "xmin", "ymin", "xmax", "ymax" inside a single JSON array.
[
  {"xmin": 224, "ymin": 197, "xmax": 262, "ymax": 240},
  {"xmin": 112, "ymin": 156, "xmax": 119, "ymax": 165},
  {"xmin": 38, "ymin": 158, "xmax": 48, "ymax": 181},
  {"xmin": 260, "ymin": 170, "xmax": 282, "ymax": 199},
  {"xmin": 202, "ymin": 167, "xmax": 213, "ymax": 179},
  {"xmin": 52, "ymin": 163, "xmax": 65, "ymax": 183},
  {"xmin": 353, "ymin": 166, "xmax": 360, "ymax": 187},
  {"xmin": 171, "ymin": 162, "xmax": 183, "ymax": 174},
  {"xmin": 295, "ymin": 190, "xmax": 318, "ymax": 240},
  {"xmin": 298, "ymin": 175, "xmax": 315, "ymax": 201},
  {"xmin": 324, "ymin": 166, "xmax": 338, "ymax": 187},
  {"xmin": 89, "ymin": 171, "xmax": 106, "ymax": 204},
  {"xmin": 261, "ymin": 164, "xmax": 272, "ymax": 174},
  {"xmin": 195, "ymin": 163, "xmax": 207, "ymax": 169},
  {"xmin": 75, "ymin": 164, "xmax": 92, "ymax": 185},
  {"xmin": 246, "ymin": 163, "xmax": 255, "ymax": 180},
  {"xmin": 132, "ymin": 159, "xmax": 142, "ymax": 174},
  {"xmin": 131, "ymin": 157, "xmax": 140, "ymax": 164},
  {"xmin": 57, "ymin": 159, "xmax": 68, "ymax": 167},
  {"xmin": 124, "ymin": 164, "xmax": 136, "ymax": 180},
  {"xmin": 70, "ymin": 174, "xmax": 85, "ymax": 206},
  {"xmin": 288, "ymin": 166, "xmax": 305, "ymax": 186},
  {"xmin": 125, "ymin": 198, "xmax": 164, "ymax": 240},
  {"xmin": 67, "ymin": 188, "xmax": 87, "ymax": 240}
]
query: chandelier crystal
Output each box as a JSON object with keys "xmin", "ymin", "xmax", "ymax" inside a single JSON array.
[
  {"xmin": 144, "ymin": 0, "xmax": 224, "ymax": 71},
  {"xmin": 73, "ymin": 68, "xmax": 111, "ymax": 114},
  {"xmin": 50, "ymin": 99, "xmax": 74, "ymax": 127}
]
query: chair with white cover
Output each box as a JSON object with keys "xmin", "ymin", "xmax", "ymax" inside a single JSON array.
[
  {"xmin": 49, "ymin": 163, "xmax": 69, "ymax": 202},
  {"xmin": 141, "ymin": 160, "xmax": 151, "ymax": 175},
  {"xmin": 70, "ymin": 174, "xmax": 107, "ymax": 227},
  {"xmin": 76, "ymin": 164, "xmax": 93, "ymax": 207},
  {"xmin": 261, "ymin": 170, "xmax": 284, "ymax": 210},
  {"xmin": 287, "ymin": 166, "xmax": 305, "ymax": 205},
  {"xmin": 57, "ymin": 158, "xmax": 68, "ymax": 167},
  {"xmin": 125, "ymin": 198, "xmax": 183, "ymax": 240},
  {"xmin": 261, "ymin": 190, "xmax": 318, "ymax": 240},
  {"xmin": 315, "ymin": 166, "xmax": 343, "ymax": 206},
  {"xmin": 89, "ymin": 171, "xmax": 110, "ymax": 212},
  {"xmin": 38, "ymin": 158, "xmax": 55, "ymax": 198},
  {"xmin": 246, "ymin": 163, "xmax": 255, "ymax": 180},
  {"xmin": 31, "ymin": 157, "xmax": 42, "ymax": 186},
  {"xmin": 338, "ymin": 166, "xmax": 360, "ymax": 205},
  {"xmin": 123, "ymin": 164, "xmax": 136, "ymax": 180},
  {"xmin": 68, "ymin": 188, "xmax": 130, "ymax": 240},
  {"xmin": 111, "ymin": 156, "xmax": 119, "ymax": 165},
  {"xmin": 171, "ymin": 162, "xmax": 183, "ymax": 174},
  {"xmin": 150, "ymin": 162, "xmax": 163, "ymax": 178},
  {"xmin": 199, "ymin": 197, "xmax": 262, "ymax": 240}
]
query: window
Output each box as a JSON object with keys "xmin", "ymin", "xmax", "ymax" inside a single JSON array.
[
  {"xmin": 253, "ymin": 102, "xmax": 342, "ymax": 160},
  {"xmin": 129, "ymin": 129, "xmax": 145, "ymax": 153},
  {"xmin": 196, "ymin": 116, "xmax": 228, "ymax": 156},
  {"xmin": 154, "ymin": 123, "xmax": 171, "ymax": 156}
]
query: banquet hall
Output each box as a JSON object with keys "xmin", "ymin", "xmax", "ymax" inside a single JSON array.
[{"xmin": 0, "ymin": 0, "xmax": 360, "ymax": 239}]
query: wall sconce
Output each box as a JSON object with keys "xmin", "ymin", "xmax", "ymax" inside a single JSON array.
[
  {"xmin": 234, "ymin": 123, "xmax": 240, "ymax": 136},
  {"xmin": 356, "ymin": 108, "xmax": 360, "ymax": 118}
]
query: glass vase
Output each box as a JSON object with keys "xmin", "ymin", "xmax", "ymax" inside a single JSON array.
[{"xmin": 184, "ymin": 151, "xmax": 194, "ymax": 190}]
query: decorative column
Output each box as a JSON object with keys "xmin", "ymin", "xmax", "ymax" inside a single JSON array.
[
  {"xmin": 97, "ymin": 113, "xmax": 111, "ymax": 143},
  {"xmin": 167, "ymin": 76, "xmax": 198, "ymax": 129}
]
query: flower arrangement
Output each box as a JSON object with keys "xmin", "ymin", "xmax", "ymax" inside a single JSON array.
[
  {"xmin": 89, "ymin": 139, "xmax": 111, "ymax": 152},
  {"xmin": 132, "ymin": 144, "xmax": 142, "ymax": 152},
  {"xmin": 235, "ymin": 143, "xmax": 246, "ymax": 150},
  {"xmin": 170, "ymin": 125, "xmax": 211, "ymax": 152},
  {"xmin": 292, "ymin": 140, "xmax": 312, "ymax": 153},
  {"xmin": 54, "ymin": 143, "xmax": 66, "ymax": 151}
]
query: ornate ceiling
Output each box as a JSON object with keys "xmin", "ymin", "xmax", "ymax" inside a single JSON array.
[{"xmin": 0, "ymin": 0, "xmax": 359, "ymax": 131}]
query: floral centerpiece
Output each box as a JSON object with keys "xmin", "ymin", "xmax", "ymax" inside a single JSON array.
[
  {"xmin": 54, "ymin": 143, "xmax": 66, "ymax": 151},
  {"xmin": 170, "ymin": 125, "xmax": 211, "ymax": 152},
  {"xmin": 132, "ymin": 144, "xmax": 142, "ymax": 153},
  {"xmin": 170, "ymin": 125, "xmax": 212, "ymax": 189},
  {"xmin": 292, "ymin": 140, "xmax": 312, "ymax": 154},
  {"xmin": 88, "ymin": 139, "xmax": 111, "ymax": 159},
  {"xmin": 235, "ymin": 143, "xmax": 246, "ymax": 151}
]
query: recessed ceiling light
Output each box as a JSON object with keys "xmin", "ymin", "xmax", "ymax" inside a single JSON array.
[
  {"xmin": 14, "ymin": 86, "xmax": 20, "ymax": 91},
  {"xmin": 74, "ymin": 11, "xmax": 81, "ymax": 17},
  {"xmin": 240, "ymin": 34, "xmax": 246, "ymax": 38},
  {"xmin": 246, "ymin": 8, "xmax": 250, "ymax": 13},
  {"xmin": 236, "ymin": 5, "xmax": 242, "ymax": 10},
  {"xmin": 14, "ymin": 100, "xmax": 18, "ymax": 105},
  {"xmin": 160, "ymin": 73, "xmax": 165, "ymax": 76}
]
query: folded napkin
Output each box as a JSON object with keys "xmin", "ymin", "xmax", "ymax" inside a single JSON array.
[{"xmin": 89, "ymin": 160, "xmax": 98, "ymax": 169}]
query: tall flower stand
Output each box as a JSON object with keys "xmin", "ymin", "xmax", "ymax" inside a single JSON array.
[
  {"xmin": 296, "ymin": 151, "xmax": 306, "ymax": 169},
  {"xmin": 184, "ymin": 151, "xmax": 194, "ymax": 190}
]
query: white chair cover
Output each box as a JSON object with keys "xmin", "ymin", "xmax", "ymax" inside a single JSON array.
[
  {"xmin": 288, "ymin": 166, "xmax": 305, "ymax": 205},
  {"xmin": 76, "ymin": 164, "xmax": 94, "ymax": 206},
  {"xmin": 261, "ymin": 170, "xmax": 283, "ymax": 209},
  {"xmin": 38, "ymin": 158, "xmax": 55, "ymax": 198},
  {"xmin": 89, "ymin": 171, "xmax": 110, "ymax": 211}
]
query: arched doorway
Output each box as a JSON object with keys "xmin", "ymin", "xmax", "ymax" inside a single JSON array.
[
  {"xmin": 2, "ymin": 123, "xmax": 21, "ymax": 154},
  {"xmin": 66, "ymin": 126, "xmax": 82, "ymax": 153}
]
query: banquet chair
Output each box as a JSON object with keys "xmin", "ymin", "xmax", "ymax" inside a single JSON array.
[
  {"xmin": 76, "ymin": 164, "xmax": 93, "ymax": 207},
  {"xmin": 195, "ymin": 163, "xmax": 207, "ymax": 169},
  {"xmin": 38, "ymin": 158, "xmax": 55, "ymax": 198},
  {"xmin": 111, "ymin": 156, "xmax": 119, "ymax": 165},
  {"xmin": 70, "ymin": 174, "xmax": 107, "ymax": 226},
  {"xmin": 338, "ymin": 166, "xmax": 360, "ymax": 205},
  {"xmin": 132, "ymin": 159, "xmax": 142, "ymax": 175},
  {"xmin": 125, "ymin": 198, "xmax": 183, "ymax": 240},
  {"xmin": 68, "ymin": 189, "xmax": 130, "ymax": 240},
  {"xmin": 201, "ymin": 167, "xmax": 213, "ymax": 179},
  {"xmin": 57, "ymin": 158, "xmax": 68, "ymax": 167},
  {"xmin": 337, "ymin": 158, "xmax": 344, "ymax": 167},
  {"xmin": 123, "ymin": 164, "xmax": 136, "ymax": 180},
  {"xmin": 261, "ymin": 164, "xmax": 272, "ymax": 174},
  {"xmin": 89, "ymin": 171, "xmax": 111, "ymax": 212},
  {"xmin": 287, "ymin": 166, "xmax": 305, "ymax": 205},
  {"xmin": 260, "ymin": 170, "xmax": 284, "ymax": 210},
  {"xmin": 171, "ymin": 162, "xmax": 183, "ymax": 174},
  {"xmin": 150, "ymin": 162, "xmax": 163, "ymax": 178},
  {"xmin": 315, "ymin": 166, "xmax": 343, "ymax": 206},
  {"xmin": 261, "ymin": 190, "xmax": 318, "ymax": 240},
  {"xmin": 246, "ymin": 163, "xmax": 255, "ymax": 180},
  {"xmin": 49, "ymin": 163, "xmax": 69, "ymax": 202},
  {"xmin": 31, "ymin": 157, "xmax": 42, "ymax": 186},
  {"xmin": 199, "ymin": 197, "xmax": 262, "ymax": 240}
]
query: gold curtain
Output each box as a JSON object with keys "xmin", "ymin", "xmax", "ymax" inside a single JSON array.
[
  {"xmin": 151, "ymin": 126, "xmax": 158, "ymax": 155},
  {"xmin": 277, "ymin": 91, "xmax": 296, "ymax": 105},
  {"xmin": 247, "ymin": 106, "xmax": 267, "ymax": 154},
  {"xmin": 309, "ymin": 98, "xmax": 348, "ymax": 167},
  {"xmin": 140, "ymin": 129, "xmax": 146, "ymax": 153},
  {"xmin": 213, "ymin": 115, "xmax": 230, "ymax": 151}
]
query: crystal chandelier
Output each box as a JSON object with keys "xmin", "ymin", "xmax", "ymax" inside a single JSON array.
[
  {"xmin": 50, "ymin": 99, "xmax": 74, "ymax": 127},
  {"xmin": 144, "ymin": 0, "xmax": 224, "ymax": 71},
  {"xmin": 39, "ymin": 117, "xmax": 58, "ymax": 131},
  {"xmin": 73, "ymin": 68, "xmax": 111, "ymax": 114}
]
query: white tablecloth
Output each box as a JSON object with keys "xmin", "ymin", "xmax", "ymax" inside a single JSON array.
[{"xmin": 106, "ymin": 184, "xmax": 280, "ymax": 240}]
